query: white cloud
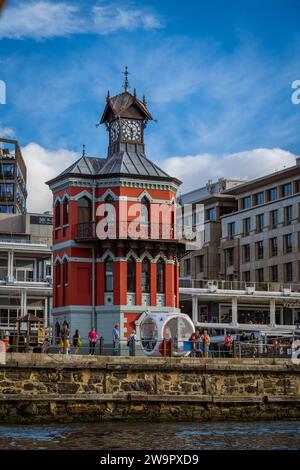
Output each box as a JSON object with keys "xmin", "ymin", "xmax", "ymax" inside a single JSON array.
[
  {"xmin": 0, "ymin": 126, "xmax": 15, "ymax": 138},
  {"xmin": 21, "ymin": 143, "xmax": 79, "ymax": 213},
  {"xmin": 0, "ymin": 1, "xmax": 162, "ymax": 40},
  {"xmin": 21, "ymin": 143, "xmax": 299, "ymax": 213},
  {"xmin": 159, "ymin": 148, "xmax": 299, "ymax": 193}
]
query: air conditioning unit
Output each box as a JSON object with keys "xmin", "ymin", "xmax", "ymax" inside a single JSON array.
[{"xmin": 246, "ymin": 286, "xmax": 255, "ymax": 294}]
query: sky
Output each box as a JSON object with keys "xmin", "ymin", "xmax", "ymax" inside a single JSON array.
[{"xmin": 0, "ymin": 0, "xmax": 300, "ymax": 212}]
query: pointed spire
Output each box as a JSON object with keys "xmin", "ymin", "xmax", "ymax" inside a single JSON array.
[
  {"xmin": 106, "ymin": 90, "xmax": 110, "ymax": 100},
  {"xmin": 82, "ymin": 144, "xmax": 86, "ymax": 157},
  {"xmin": 122, "ymin": 66, "xmax": 130, "ymax": 92}
]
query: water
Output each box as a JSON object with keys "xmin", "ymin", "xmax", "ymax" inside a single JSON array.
[{"xmin": 0, "ymin": 421, "xmax": 299, "ymax": 450}]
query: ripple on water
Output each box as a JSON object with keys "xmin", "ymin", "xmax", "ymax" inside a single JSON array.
[{"xmin": 0, "ymin": 421, "xmax": 300, "ymax": 450}]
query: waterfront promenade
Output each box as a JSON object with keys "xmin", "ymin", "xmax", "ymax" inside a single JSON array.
[{"xmin": 1, "ymin": 353, "xmax": 299, "ymax": 423}]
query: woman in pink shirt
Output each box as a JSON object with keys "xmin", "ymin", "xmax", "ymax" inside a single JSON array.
[{"xmin": 88, "ymin": 328, "xmax": 98, "ymax": 355}]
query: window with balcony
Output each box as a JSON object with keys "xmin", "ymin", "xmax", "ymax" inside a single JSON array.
[
  {"xmin": 127, "ymin": 259, "xmax": 136, "ymax": 292},
  {"xmin": 0, "ymin": 257, "xmax": 8, "ymax": 280},
  {"xmin": 184, "ymin": 258, "xmax": 191, "ymax": 276},
  {"xmin": 243, "ymin": 217, "xmax": 251, "ymax": 236},
  {"xmin": 256, "ymin": 268, "xmax": 264, "ymax": 283},
  {"xmin": 105, "ymin": 260, "xmax": 114, "ymax": 292},
  {"xmin": 206, "ymin": 207, "xmax": 216, "ymax": 221},
  {"xmin": 282, "ymin": 183, "xmax": 292, "ymax": 197},
  {"xmin": 270, "ymin": 237, "xmax": 278, "ymax": 257},
  {"xmin": 284, "ymin": 233, "xmax": 293, "ymax": 253},
  {"xmin": 285, "ymin": 205, "xmax": 293, "ymax": 225},
  {"xmin": 268, "ymin": 187, "xmax": 277, "ymax": 201},
  {"xmin": 0, "ymin": 183, "xmax": 14, "ymax": 201},
  {"xmin": 256, "ymin": 240, "xmax": 264, "ymax": 260},
  {"xmin": 270, "ymin": 265, "xmax": 278, "ymax": 282},
  {"xmin": 241, "ymin": 196, "xmax": 251, "ymax": 210},
  {"xmin": 78, "ymin": 197, "xmax": 91, "ymax": 224},
  {"xmin": 285, "ymin": 262, "xmax": 293, "ymax": 282},
  {"xmin": 243, "ymin": 271, "xmax": 251, "ymax": 282},
  {"xmin": 195, "ymin": 255, "xmax": 204, "ymax": 273},
  {"xmin": 228, "ymin": 222, "xmax": 235, "ymax": 239},
  {"xmin": 243, "ymin": 244, "xmax": 250, "ymax": 263},
  {"xmin": 0, "ymin": 163, "xmax": 14, "ymax": 178},
  {"xmin": 255, "ymin": 192, "xmax": 264, "ymax": 205},
  {"xmin": 157, "ymin": 260, "xmax": 165, "ymax": 294},
  {"xmin": 295, "ymin": 180, "xmax": 300, "ymax": 193},
  {"xmin": 226, "ymin": 248, "xmax": 234, "ymax": 266},
  {"xmin": 14, "ymin": 259, "xmax": 34, "ymax": 282},
  {"xmin": 256, "ymin": 213, "xmax": 264, "ymax": 232},
  {"xmin": 142, "ymin": 259, "xmax": 150, "ymax": 293},
  {"xmin": 270, "ymin": 209, "xmax": 279, "ymax": 228}
]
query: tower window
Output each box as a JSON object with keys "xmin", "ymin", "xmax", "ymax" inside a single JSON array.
[
  {"xmin": 157, "ymin": 260, "xmax": 165, "ymax": 294},
  {"xmin": 105, "ymin": 260, "xmax": 114, "ymax": 292},
  {"xmin": 127, "ymin": 258, "xmax": 136, "ymax": 293},
  {"xmin": 78, "ymin": 196, "xmax": 91, "ymax": 224},
  {"xmin": 142, "ymin": 259, "xmax": 150, "ymax": 293},
  {"xmin": 55, "ymin": 201, "xmax": 61, "ymax": 227},
  {"xmin": 63, "ymin": 198, "xmax": 69, "ymax": 225}
]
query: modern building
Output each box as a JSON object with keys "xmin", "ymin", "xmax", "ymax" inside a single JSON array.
[
  {"xmin": 179, "ymin": 159, "xmax": 300, "ymax": 328},
  {"xmin": 0, "ymin": 138, "xmax": 27, "ymax": 214},
  {"xmin": 0, "ymin": 211, "xmax": 53, "ymax": 333},
  {"xmin": 47, "ymin": 78, "xmax": 187, "ymax": 348}
]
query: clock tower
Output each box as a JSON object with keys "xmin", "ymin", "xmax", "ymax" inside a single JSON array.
[{"xmin": 100, "ymin": 67, "xmax": 153, "ymax": 157}]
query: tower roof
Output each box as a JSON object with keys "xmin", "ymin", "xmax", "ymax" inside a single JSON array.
[{"xmin": 100, "ymin": 91, "xmax": 153, "ymax": 124}]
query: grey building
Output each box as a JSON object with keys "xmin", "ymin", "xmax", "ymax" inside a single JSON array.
[{"xmin": 0, "ymin": 138, "xmax": 27, "ymax": 214}]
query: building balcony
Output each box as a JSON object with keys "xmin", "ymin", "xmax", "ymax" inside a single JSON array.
[{"xmin": 75, "ymin": 221, "xmax": 197, "ymax": 243}]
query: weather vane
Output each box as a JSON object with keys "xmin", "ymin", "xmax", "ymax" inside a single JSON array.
[{"xmin": 122, "ymin": 66, "xmax": 130, "ymax": 92}]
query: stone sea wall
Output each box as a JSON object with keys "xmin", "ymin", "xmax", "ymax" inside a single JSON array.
[{"xmin": 0, "ymin": 353, "xmax": 300, "ymax": 423}]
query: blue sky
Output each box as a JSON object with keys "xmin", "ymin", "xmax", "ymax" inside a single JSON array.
[{"xmin": 0, "ymin": 0, "xmax": 300, "ymax": 211}]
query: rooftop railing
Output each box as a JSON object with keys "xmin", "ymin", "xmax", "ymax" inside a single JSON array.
[{"xmin": 179, "ymin": 278, "xmax": 300, "ymax": 293}]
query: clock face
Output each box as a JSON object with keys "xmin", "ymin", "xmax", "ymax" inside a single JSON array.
[
  {"xmin": 110, "ymin": 120, "xmax": 119, "ymax": 143},
  {"xmin": 121, "ymin": 119, "xmax": 141, "ymax": 142}
]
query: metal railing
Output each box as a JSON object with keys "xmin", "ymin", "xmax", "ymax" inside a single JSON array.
[
  {"xmin": 1, "ymin": 334, "xmax": 297, "ymax": 359},
  {"xmin": 179, "ymin": 278, "xmax": 300, "ymax": 293}
]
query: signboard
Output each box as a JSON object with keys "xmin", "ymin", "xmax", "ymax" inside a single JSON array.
[{"xmin": 30, "ymin": 215, "xmax": 53, "ymax": 226}]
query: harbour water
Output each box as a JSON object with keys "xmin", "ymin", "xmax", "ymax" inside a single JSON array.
[{"xmin": 0, "ymin": 421, "xmax": 300, "ymax": 450}]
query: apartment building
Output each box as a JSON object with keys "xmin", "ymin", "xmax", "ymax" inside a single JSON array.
[
  {"xmin": 0, "ymin": 138, "xmax": 27, "ymax": 214},
  {"xmin": 179, "ymin": 158, "xmax": 300, "ymax": 326},
  {"xmin": 220, "ymin": 159, "xmax": 300, "ymax": 285},
  {"xmin": 180, "ymin": 177, "xmax": 243, "ymax": 282},
  {"xmin": 0, "ymin": 211, "xmax": 53, "ymax": 333}
]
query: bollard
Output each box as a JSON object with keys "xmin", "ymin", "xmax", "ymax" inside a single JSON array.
[
  {"xmin": 99, "ymin": 336, "xmax": 104, "ymax": 355},
  {"xmin": 162, "ymin": 339, "xmax": 166, "ymax": 357}
]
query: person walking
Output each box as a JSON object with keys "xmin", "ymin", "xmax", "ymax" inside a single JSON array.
[
  {"xmin": 88, "ymin": 328, "xmax": 98, "ymax": 355},
  {"xmin": 112, "ymin": 323, "xmax": 120, "ymax": 356},
  {"xmin": 73, "ymin": 329, "xmax": 81, "ymax": 355},
  {"xmin": 201, "ymin": 329, "xmax": 210, "ymax": 358},
  {"xmin": 224, "ymin": 332, "xmax": 233, "ymax": 356},
  {"xmin": 128, "ymin": 329, "xmax": 137, "ymax": 356}
]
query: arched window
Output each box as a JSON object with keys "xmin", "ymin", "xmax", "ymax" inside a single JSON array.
[
  {"xmin": 141, "ymin": 197, "xmax": 150, "ymax": 238},
  {"xmin": 127, "ymin": 258, "xmax": 136, "ymax": 292},
  {"xmin": 142, "ymin": 259, "xmax": 150, "ymax": 293},
  {"xmin": 63, "ymin": 260, "xmax": 68, "ymax": 285},
  {"xmin": 157, "ymin": 260, "xmax": 165, "ymax": 294},
  {"xmin": 63, "ymin": 198, "xmax": 69, "ymax": 225},
  {"xmin": 55, "ymin": 201, "xmax": 61, "ymax": 227},
  {"xmin": 78, "ymin": 196, "xmax": 91, "ymax": 224},
  {"xmin": 105, "ymin": 259, "xmax": 114, "ymax": 292},
  {"xmin": 56, "ymin": 262, "xmax": 61, "ymax": 285}
]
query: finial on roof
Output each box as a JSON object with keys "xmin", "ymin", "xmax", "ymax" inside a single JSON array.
[
  {"xmin": 143, "ymin": 95, "xmax": 147, "ymax": 107},
  {"xmin": 106, "ymin": 90, "xmax": 110, "ymax": 100},
  {"xmin": 122, "ymin": 66, "xmax": 130, "ymax": 92},
  {"xmin": 82, "ymin": 144, "xmax": 86, "ymax": 157},
  {"xmin": 133, "ymin": 88, "xmax": 136, "ymax": 97}
]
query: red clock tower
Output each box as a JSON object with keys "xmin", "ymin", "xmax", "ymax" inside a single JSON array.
[{"xmin": 47, "ymin": 72, "xmax": 186, "ymax": 351}]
